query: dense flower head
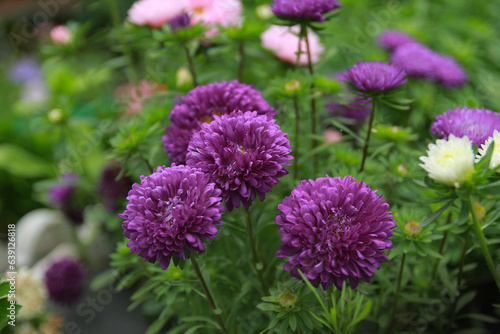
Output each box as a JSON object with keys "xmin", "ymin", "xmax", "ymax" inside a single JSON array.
[
  {"xmin": 187, "ymin": 0, "xmax": 243, "ymax": 36},
  {"xmin": 186, "ymin": 111, "xmax": 293, "ymax": 211},
  {"xmin": 127, "ymin": 0, "xmax": 186, "ymax": 28},
  {"xmin": 476, "ymin": 130, "xmax": 500, "ymax": 172},
  {"xmin": 420, "ymin": 135, "xmax": 475, "ymax": 188},
  {"xmin": 44, "ymin": 257, "xmax": 85, "ymax": 304},
  {"xmin": 260, "ymin": 25, "xmax": 324, "ymax": 66},
  {"xmin": 377, "ymin": 29, "xmax": 416, "ymax": 51},
  {"xmin": 391, "ymin": 43, "xmax": 437, "ymax": 78},
  {"xmin": 163, "ymin": 80, "xmax": 276, "ymax": 164},
  {"xmin": 431, "ymin": 107, "xmax": 500, "ymax": 146},
  {"xmin": 432, "ymin": 54, "xmax": 467, "ymax": 87},
  {"xmin": 50, "ymin": 25, "xmax": 72, "ymax": 44},
  {"xmin": 270, "ymin": 0, "xmax": 342, "ymax": 22},
  {"xmin": 340, "ymin": 61, "xmax": 407, "ymax": 93},
  {"xmin": 120, "ymin": 164, "xmax": 225, "ymax": 269},
  {"xmin": 276, "ymin": 175, "xmax": 395, "ymax": 290}
]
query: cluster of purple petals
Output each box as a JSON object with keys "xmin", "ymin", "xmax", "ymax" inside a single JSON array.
[
  {"xmin": 97, "ymin": 165, "xmax": 134, "ymax": 212},
  {"xmin": 8, "ymin": 57, "xmax": 42, "ymax": 84},
  {"xmin": 163, "ymin": 80, "xmax": 276, "ymax": 164},
  {"xmin": 378, "ymin": 29, "xmax": 467, "ymax": 87},
  {"xmin": 339, "ymin": 61, "xmax": 407, "ymax": 93},
  {"xmin": 186, "ymin": 111, "xmax": 293, "ymax": 211},
  {"xmin": 431, "ymin": 107, "xmax": 500, "ymax": 145},
  {"xmin": 44, "ymin": 257, "xmax": 85, "ymax": 304},
  {"xmin": 47, "ymin": 173, "xmax": 78, "ymax": 206},
  {"xmin": 169, "ymin": 13, "xmax": 190, "ymax": 32},
  {"xmin": 377, "ymin": 30, "xmax": 416, "ymax": 51},
  {"xmin": 120, "ymin": 164, "xmax": 225, "ymax": 269},
  {"xmin": 271, "ymin": 0, "xmax": 342, "ymax": 22},
  {"xmin": 276, "ymin": 175, "xmax": 395, "ymax": 290},
  {"xmin": 326, "ymin": 97, "xmax": 372, "ymax": 122}
]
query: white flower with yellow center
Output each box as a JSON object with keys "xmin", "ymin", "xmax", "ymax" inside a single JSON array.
[
  {"xmin": 476, "ymin": 130, "xmax": 500, "ymax": 172},
  {"xmin": 419, "ymin": 135, "xmax": 474, "ymax": 187},
  {"xmin": 6, "ymin": 268, "xmax": 47, "ymax": 320}
]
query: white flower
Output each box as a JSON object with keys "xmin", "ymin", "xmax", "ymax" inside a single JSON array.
[
  {"xmin": 419, "ymin": 135, "xmax": 474, "ymax": 187},
  {"xmin": 6, "ymin": 268, "xmax": 47, "ymax": 320},
  {"xmin": 476, "ymin": 130, "xmax": 500, "ymax": 172}
]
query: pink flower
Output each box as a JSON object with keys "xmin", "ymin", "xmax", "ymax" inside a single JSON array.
[
  {"xmin": 260, "ymin": 25, "xmax": 324, "ymax": 66},
  {"xmin": 187, "ymin": 0, "xmax": 243, "ymax": 36},
  {"xmin": 127, "ymin": 0, "xmax": 187, "ymax": 28},
  {"xmin": 115, "ymin": 80, "xmax": 166, "ymax": 115},
  {"xmin": 50, "ymin": 25, "xmax": 72, "ymax": 44}
]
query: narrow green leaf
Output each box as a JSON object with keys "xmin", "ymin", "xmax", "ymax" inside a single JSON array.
[
  {"xmin": 459, "ymin": 313, "xmax": 499, "ymax": 323},
  {"xmin": 298, "ymin": 270, "xmax": 328, "ymax": 315},
  {"xmin": 184, "ymin": 325, "xmax": 205, "ymax": 334},
  {"xmin": 455, "ymin": 291, "xmax": 476, "ymax": 313},
  {"xmin": 420, "ymin": 199, "xmax": 455, "ymax": 227},
  {"xmin": 289, "ymin": 313, "xmax": 297, "ymax": 331}
]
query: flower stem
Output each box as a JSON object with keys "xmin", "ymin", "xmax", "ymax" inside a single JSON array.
[
  {"xmin": 245, "ymin": 209, "xmax": 268, "ymax": 292},
  {"xmin": 431, "ymin": 212, "xmax": 452, "ymax": 282},
  {"xmin": 449, "ymin": 227, "xmax": 471, "ymax": 329},
  {"xmin": 304, "ymin": 28, "xmax": 318, "ymax": 175},
  {"xmin": 467, "ymin": 195, "xmax": 500, "ymax": 291},
  {"xmin": 238, "ymin": 40, "xmax": 245, "ymax": 82},
  {"xmin": 183, "ymin": 43, "xmax": 199, "ymax": 87},
  {"xmin": 190, "ymin": 257, "xmax": 228, "ymax": 333},
  {"xmin": 359, "ymin": 100, "xmax": 376, "ymax": 173},
  {"xmin": 293, "ymin": 96, "xmax": 300, "ymax": 180},
  {"xmin": 388, "ymin": 252, "xmax": 406, "ymax": 333}
]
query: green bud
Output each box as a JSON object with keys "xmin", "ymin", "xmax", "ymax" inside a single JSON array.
[
  {"xmin": 255, "ymin": 5, "xmax": 273, "ymax": 20},
  {"xmin": 48, "ymin": 109, "xmax": 65, "ymax": 123},
  {"xmin": 397, "ymin": 164, "xmax": 407, "ymax": 176},
  {"xmin": 473, "ymin": 202, "xmax": 485, "ymax": 220},
  {"xmin": 278, "ymin": 290, "xmax": 298, "ymax": 309},
  {"xmin": 404, "ymin": 221, "xmax": 422, "ymax": 237},
  {"xmin": 284, "ymin": 79, "xmax": 301, "ymax": 94},
  {"xmin": 176, "ymin": 67, "xmax": 194, "ymax": 90}
]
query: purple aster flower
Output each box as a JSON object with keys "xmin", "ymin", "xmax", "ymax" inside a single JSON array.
[
  {"xmin": 270, "ymin": 0, "xmax": 342, "ymax": 23},
  {"xmin": 44, "ymin": 257, "xmax": 85, "ymax": 304},
  {"xmin": 326, "ymin": 97, "xmax": 372, "ymax": 122},
  {"xmin": 431, "ymin": 107, "xmax": 500, "ymax": 145},
  {"xmin": 120, "ymin": 164, "xmax": 225, "ymax": 269},
  {"xmin": 163, "ymin": 80, "xmax": 276, "ymax": 164},
  {"xmin": 97, "ymin": 164, "xmax": 134, "ymax": 212},
  {"xmin": 391, "ymin": 42, "xmax": 438, "ymax": 78},
  {"xmin": 340, "ymin": 61, "xmax": 407, "ymax": 94},
  {"xmin": 48, "ymin": 185, "xmax": 75, "ymax": 206},
  {"xmin": 377, "ymin": 29, "xmax": 416, "ymax": 51},
  {"xmin": 276, "ymin": 175, "xmax": 395, "ymax": 290},
  {"xmin": 186, "ymin": 111, "xmax": 293, "ymax": 211},
  {"xmin": 431, "ymin": 54, "xmax": 467, "ymax": 87},
  {"xmin": 8, "ymin": 56, "xmax": 42, "ymax": 84},
  {"xmin": 169, "ymin": 13, "xmax": 190, "ymax": 32}
]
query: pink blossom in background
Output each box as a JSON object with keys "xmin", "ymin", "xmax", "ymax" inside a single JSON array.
[
  {"xmin": 50, "ymin": 25, "xmax": 72, "ymax": 44},
  {"xmin": 260, "ymin": 25, "xmax": 324, "ymax": 66},
  {"xmin": 187, "ymin": 0, "xmax": 243, "ymax": 36},
  {"xmin": 115, "ymin": 80, "xmax": 166, "ymax": 115},
  {"xmin": 323, "ymin": 129, "xmax": 343, "ymax": 144},
  {"xmin": 127, "ymin": 0, "xmax": 187, "ymax": 28}
]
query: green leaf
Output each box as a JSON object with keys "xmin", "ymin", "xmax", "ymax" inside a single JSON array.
[
  {"xmin": 0, "ymin": 144, "xmax": 54, "ymax": 178},
  {"xmin": 455, "ymin": 291, "xmax": 476, "ymax": 313},
  {"xmin": 0, "ymin": 282, "xmax": 9, "ymax": 297},
  {"xmin": 476, "ymin": 180, "xmax": 500, "ymax": 196},
  {"xmin": 145, "ymin": 316, "xmax": 169, "ymax": 334},
  {"xmin": 298, "ymin": 311, "xmax": 314, "ymax": 330},
  {"xmin": 420, "ymin": 199, "xmax": 455, "ymax": 227},
  {"xmin": 181, "ymin": 316, "xmax": 221, "ymax": 330},
  {"xmin": 485, "ymin": 205, "xmax": 500, "ymax": 226},
  {"xmin": 475, "ymin": 140, "xmax": 495, "ymax": 175},
  {"xmin": 257, "ymin": 302, "xmax": 281, "ymax": 312},
  {"xmin": 459, "ymin": 313, "xmax": 499, "ymax": 323},
  {"xmin": 184, "ymin": 325, "xmax": 205, "ymax": 334},
  {"xmin": 298, "ymin": 270, "xmax": 329, "ymax": 316},
  {"xmin": 289, "ymin": 313, "xmax": 297, "ymax": 332}
]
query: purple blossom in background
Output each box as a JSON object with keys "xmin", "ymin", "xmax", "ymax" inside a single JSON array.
[
  {"xmin": 44, "ymin": 257, "xmax": 85, "ymax": 304},
  {"xmin": 432, "ymin": 55, "xmax": 467, "ymax": 87},
  {"xmin": 340, "ymin": 61, "xmax": 407, "ymax": 93},
  {"xmin": 97, "ymin": 165, "xmax": 134, "ymax": 212},
  {"xmin": 271, "ymin": 0, "xmax": 342, "ymax": 22},
  {"xmin": 169, "ymin": 13, "xmax": 190, "ymax": 32},
  {"xmin": 163, "ymin": 80, "xmax": 276, "ymax": 164},
  {"xmin": 431, "ymin": 107, "xmax": 500, "ymax": 145},
  {"xmin": 186, "ymin": 111, "xmax": 293, "ymax": 211},
  {"xmin": 47, "ymin": 173, "xmax": 78, "ymax": 206},
  {"xmin": 276, "ymin": 175, "xmax": 395, "ymax": 290},
  {"xmin": 326, "ymin": 97, "xmax": 372, "ymax": 122},
  {"xmin": 8, "ymin": 57, "xmax": 42, "ymax": 84},
  {"xmin": 377, "ymin": 29, "xmax": 416, "ymax": 51},
  {"xmin": 120, "ymin": 165, "xmax": 225, "ymax": 269},
  {"xmin": 391, "ymin": 43, "xmax": 438, "ymax": 78}
]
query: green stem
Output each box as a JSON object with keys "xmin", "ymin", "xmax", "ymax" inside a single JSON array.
[
  {"xmin": 190, "ymin": 257, "xmax": 228, "ymax": 333},
  {"xmin": 183, "ymin": 44, "xmax": 199, "ymax": 86},
  {"xmin": 431, "ymin": 212, "xmax": 452, "ymax": 282},
  {"xmin": 238, "ymin": 40, "xmax": 245, "ymax": 82},
  {"xmin": 359, "ymin": 100, "xmax": 376, "ymax": 173},
  {"xmin": 467, "ymin": 195, "xmax": 500, "ymax": 291},
  {"xmin": 304, "ymin": 28, "xmax": 318, "ymax": 175},
  {"xmin": 388, "ymin": 253, "xmax": 406, "ymax": 333},
  {"xmin": 449, "ymin": 227, "xmax": 471, "ymax": 330},
  {"xmin": 245, "ymin": 209, "xmax": 268, "ymax": 292},
  {"xmin": 293, "ymin": 96, "xmax": 300, "ymax": 180}
]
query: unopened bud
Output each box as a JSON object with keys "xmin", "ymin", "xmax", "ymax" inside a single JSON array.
[
  {"xmin": 278, "ymin": 290, "xmax": 298, "ymax": 309},
  {"xmin": 176, "ymin": 67, "xmax": 193, "ymax": 89},
  {"xmin": 48, "ymin": 109, "xmax": 64, "ymax": 123},
  {"xmin": 397, "ymin": 164, "xmax": 407, "ymax": 176},
  {"xmin": 256, "ymin": 5, "xmax": 273, "ymax": 20},
  {"xmin": 285, "ymin": 79, "xmax": 301, "ymax": 94},
  {"xmin": 473, "ymin": 202, "xmax": 485, "ymax": 220},
  {"xmin": 404, "ymin": 221, "xmax": 422, "ymax": 237}
]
